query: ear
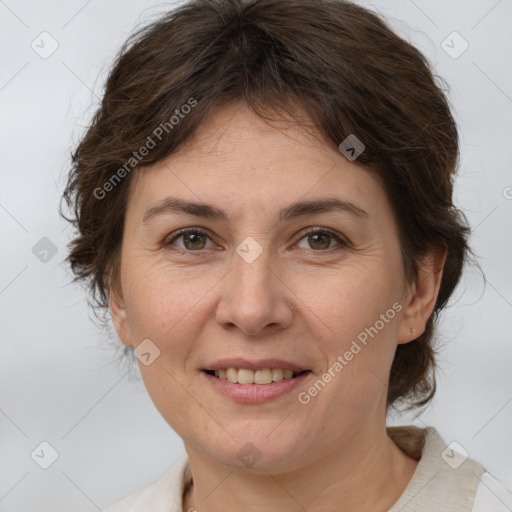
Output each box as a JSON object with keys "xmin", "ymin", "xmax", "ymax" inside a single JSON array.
[
  {"xmin": 397, "ymin": 247, "xmax": 447, "ymax": 344},
  {"xmin": 107, "ymin": 270, "xmax": 135, "ymax": 348}
]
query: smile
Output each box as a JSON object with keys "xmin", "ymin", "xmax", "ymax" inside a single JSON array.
[
  {"xmin": 201, "ymin": 368, "xmax": 312, "ymax": 403},
  {"xmin": 204, "ymin": 367, "xmax": 307, "ymax": 384}
]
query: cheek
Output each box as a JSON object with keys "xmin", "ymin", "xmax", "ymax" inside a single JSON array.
[
  {"xmin": 122, "ymin": 257, "xmax": 215, "ymax": 341},
  {"xmin": 121, "ymin": 263, "xmax": 212, "ymax": 432},
  {"xmin": 303, "ymin": 265, "xmax": 402, "ymax": 401},
  {"xmin": 304, "ymin": 261, "xmax": 401, "ymax": 341}
]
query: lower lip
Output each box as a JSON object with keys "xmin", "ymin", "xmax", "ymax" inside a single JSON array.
[{"xmin": 201, "ymin": 371, "xmax": 311, "ymax": 403}]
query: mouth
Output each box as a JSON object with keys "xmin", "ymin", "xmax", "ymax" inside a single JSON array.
[
  {"xmin": 201, "ymin": 367, "xmax": 312, "ymax": 403},
  {"xmin": 202, "ymin": 368, "xmax": 311, "ymax": 385}
]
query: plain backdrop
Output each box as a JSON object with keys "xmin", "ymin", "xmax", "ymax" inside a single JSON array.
[{"xmin": 0, "ymin": 0, "xmax": 511, "ymax": 510}]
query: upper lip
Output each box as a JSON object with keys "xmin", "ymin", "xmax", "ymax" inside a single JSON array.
[{"xmin": 203, "ymin": 357, "xmax": 308, "ymax": 372}]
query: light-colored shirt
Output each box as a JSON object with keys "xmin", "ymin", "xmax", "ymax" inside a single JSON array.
[{"xmin": 105, "ymin": 425, "xmax": 512, "ymax": 511}]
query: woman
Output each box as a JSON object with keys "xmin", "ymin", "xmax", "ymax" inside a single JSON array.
[{"xmin": 60, "ymin": 0, "xmax": 512, "ymax": 510}]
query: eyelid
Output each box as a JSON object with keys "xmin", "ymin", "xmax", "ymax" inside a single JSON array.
[
  {"xmin": 163, "ymin": 227, "xmax": 213, "ymax": 249},
  {"xmin": 163, "ymin": 226, "xmax": 350, "ymax": 252},
  {"xmin": 296, "ymin": 226, "xmax": 350, "ymax": 250}
]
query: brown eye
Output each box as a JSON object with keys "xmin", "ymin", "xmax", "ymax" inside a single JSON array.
[
  {"xmin": 296, "ymin": 228, "xmax": 347, "ymax": 251},
  {"xmin": 307, "ymin": 232, "xmax": 331, "ymax": 250},
  {"xmin": 181, "ymin": 232, "xmax": 208, "ymax": 250},
  {"xmin": 164, "ymin": 228, "xmax": 212, "ymax": 251}
]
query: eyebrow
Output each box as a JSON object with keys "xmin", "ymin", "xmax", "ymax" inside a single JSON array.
[{"xmin": 142, "ymin": 196, "xmax": 368, "ymax": 225}]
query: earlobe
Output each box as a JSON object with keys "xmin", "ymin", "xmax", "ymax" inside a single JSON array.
[
  {"xmin": 108, "ymin": 275, "xmax": 134, "ymax": 348},
  {"xmin": 397, "ymin": 248, "xmax": 446, "ymax": 345}
]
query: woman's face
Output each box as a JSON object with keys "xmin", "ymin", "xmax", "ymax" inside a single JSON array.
[{"xmin": 111, "ymin": 101, "xmax": 420, "ymax": 471}]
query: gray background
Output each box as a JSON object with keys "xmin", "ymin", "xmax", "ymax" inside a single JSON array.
[{"xmin": 1, "ymin": 0, "xmax": 511, "ymax": 510}]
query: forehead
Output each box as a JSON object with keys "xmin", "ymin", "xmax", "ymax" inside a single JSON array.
[{"xmin": 126, "ymin": 102, "xmax": 387, "ymax": 222}]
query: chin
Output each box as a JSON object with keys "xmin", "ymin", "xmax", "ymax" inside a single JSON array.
[{"xmin": 199, "ymin": 430, "xmax": 306, "ymax": 472}]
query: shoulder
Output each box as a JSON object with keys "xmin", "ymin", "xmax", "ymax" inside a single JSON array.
[
  {"xmin": 387, "ymin": 425, "xmax": 510, "ymax": 512},
  {"xmin": 473, "ymin": 472, "xmax": 512, "ymax": 511},
  {"xmin": 104, "ymin": 456, "xmax": 190, "ymax": 512}
]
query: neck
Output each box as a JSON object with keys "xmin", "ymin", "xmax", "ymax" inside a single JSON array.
[{"xmin": 182, "ymin": 425, "xmax": 419, "ymax": 512}]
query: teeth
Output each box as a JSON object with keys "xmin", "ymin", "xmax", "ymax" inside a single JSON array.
[
  {"xmin": 283, "ymin": 369, "xmax": 294, "ymax": 379},
  {"xmin": 272, "ymin": 368, "xmax": 284, "ymax": 381},
  {"xmin": 237, "ymin": 368, "xmax": 255, "ymax": 384},
  {"xmin": 254, "ymin": 369, "xmax": 273, "ymax": 384},
  {"xmin": 226, "ymin": 368, "xmax": 238, "ymax": 383},
  {"xmin": 213, "ymin": 368, "xmax": 302, "ymax": 384}
]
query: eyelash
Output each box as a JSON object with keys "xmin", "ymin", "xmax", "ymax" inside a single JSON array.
[{"xmin": 163, "ymin": 227, "xmax": 350, "ymax": 255}]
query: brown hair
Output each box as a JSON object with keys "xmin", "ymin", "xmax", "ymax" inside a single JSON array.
[{"xmin": 60, "ymin": 0, "xmax": 471, "ymax": 410}]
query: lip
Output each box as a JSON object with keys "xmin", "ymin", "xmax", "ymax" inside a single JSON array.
[
  {"xmin": 203, "ymin": 357, "xmax": 308, "ymax": 372},
  {"xmin": 201, "ymin": 370, "xmax": 311, "ymax": 403}
]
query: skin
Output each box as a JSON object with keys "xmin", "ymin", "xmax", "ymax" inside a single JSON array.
[{"xmin": 110, "ymin": 101, "xmax": 445, "ymax": 512}]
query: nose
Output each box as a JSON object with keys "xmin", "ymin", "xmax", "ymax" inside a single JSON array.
[{"xmin": 215, "ymin": 244, "xmax": 294, "ymax": 336}]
